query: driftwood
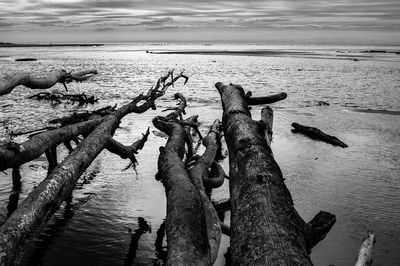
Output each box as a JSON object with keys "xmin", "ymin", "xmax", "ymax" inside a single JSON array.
[
  {"xmin": 48, "ymin": 105, "xmax": 117, "ymax": 126},
  {"xmin": 8, "ymin": 105, "xmax": 117, "ymax": 138},
  {"xmin": 0, "ymin": 118, "xmax": 104, "ymax": 171},
  {"xmin": 0, "ymin": 71, "xmax": 187, "ymax": 265},
  {"xmin": 245, "ymin": 91, "xmax": 287, "ymax": 105},
  {"xmin": 14, "ymin": 58, "xmax": 37, "ymax": 62},
  {"xmin": 28, "ymin": 92, "xmax": 98, "ymax": 105},
  {"xmin": 0, "ymin": 69, "xmax": 97, "ymax": 96},
  {"xmin": 153, "ymin": 95, "xmax": 224, "ymax": 265},
  {"xmin": 291, "ymin": 122, "xmax": 348, "ymax": 148},
  {"xmin": 216, "ymin": 82, "xmax": 335, "ymax": 265},
  {"xmin": 355, "ymin": 232, "xmax": 376, "ymax": 266}
]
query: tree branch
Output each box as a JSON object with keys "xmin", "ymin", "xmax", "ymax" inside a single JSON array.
[{"xmin": 0, "ymin": 69, "xmax": 98, "ymax": 96}]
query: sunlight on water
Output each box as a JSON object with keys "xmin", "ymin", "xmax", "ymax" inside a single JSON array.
[{"xmin": 0, "ymin": 44, "xmax": 399, "ymax": 265}]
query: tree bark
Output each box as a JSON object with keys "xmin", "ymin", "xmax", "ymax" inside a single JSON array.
[
  {"xmin": 0, "ymin": 69, "xmax": 97, "ymax": 96},
  {"xmin": 0, "ymin": 71, "xmax": 186, "ymax": 265},
  {"xmin": 215, "ymin": 82, "xmax": 335, "ymax": 265},
  {"xmin": 153, "ymin": 106, "xmax": 223, "ymax": 265},
  {"xmin": 0, "ymin": 118, "xmax": 104, "ymax": 171},
  {"xmin": 291, "ymin": 122, "xmax": 348, "ymax": 148}
]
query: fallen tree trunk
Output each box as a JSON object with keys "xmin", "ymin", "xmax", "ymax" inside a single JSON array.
[
  {"xmin": 245, "ymin": 91, "xmax": 287, "ymax": 105},
  {"xmin": 153, "ymin": 98, "xmax": 223, "ymax": 265},
  {"xmin": 291, "ymin": 122, "xmax": 348, "ymax": 148},
  {"xmin": 0, "ymin": 118, "xmax": 104, "ymax": 171},
  {"xmin": 0, "ymin": 69, "xmax": 97, "ymax": 96},
  {"xmin": 355, "ymin": 232, "xmax": 376, "ymax": 266},
  {"xmin": 0, "ymin": 71, "xmax": 187, "ymax": 265},
  {"xmin": 216, "ymin": 82, "xmax": 335, "ymax": 265}
]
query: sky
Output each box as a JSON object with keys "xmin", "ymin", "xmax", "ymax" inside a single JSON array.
[{"xmin": 0, "ymin": 0, "xmax": 399, "ymax": 44}]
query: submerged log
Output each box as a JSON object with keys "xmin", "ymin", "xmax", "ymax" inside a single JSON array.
[
  {"xmin": 215, "ymin": 82, "xmax": 335, "ymax": 265},
  {"xmin": 0, "ymin": 69, "xmax": 97, "ymax": 96},
  {"xmin": 245, "ymin": 91, "xmax": 287, "ymax": 105},
  {"xmin": 355, "ymin": 232, "xmax": 376, "ymax": 266},
  {"xmin": 0, "ymin": 71, "xmax": 187, "ymax": 265},
  {"xmin": 153, "ymin": 98, "xmax": 223, "ymax": 265},
  {"xmin": 291, "ymin": 122, "xmax": 348, "ymax": 148}
]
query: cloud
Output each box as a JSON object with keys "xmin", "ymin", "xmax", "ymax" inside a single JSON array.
[
  {"xmin": 0, "ymin": 21, "xmax": 13, "ymax": 27},
  {"xmin": 0, "ymin": 0, "xmax": 399, "ymax": 40}
]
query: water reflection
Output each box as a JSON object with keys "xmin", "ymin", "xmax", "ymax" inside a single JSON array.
[
  {"xmin": 124, "ymin": 217, "xmax": 151, "ymax": 266},
  {"xmin": 153, "ymin": 220, "xmax": 167, "ymax": 266}
]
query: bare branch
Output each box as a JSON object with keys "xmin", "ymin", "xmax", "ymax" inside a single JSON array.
[{"xmin": 0, "ymin": 69, "xmax": 98, "ymax": 96}]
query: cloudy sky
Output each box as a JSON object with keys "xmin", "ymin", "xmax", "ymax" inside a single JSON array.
[{"xmin": 0, "ymin": 0, "xmax": 399, "ymax": 43}]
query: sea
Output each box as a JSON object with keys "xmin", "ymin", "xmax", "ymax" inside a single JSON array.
[{"xmin": 0, "ymin": 43, "xmax": 399, "ymax": 265}]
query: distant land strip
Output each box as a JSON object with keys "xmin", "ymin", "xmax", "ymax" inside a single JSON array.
[
  {"xmin": 353, "ymin": 108, "xmax": 400, "ymax": 115},
  {"xmin": 147, "ymin": 50, "xmax": 314, "ymax": 56},
  {"xmin": 0, "ymin": 42, "xmax": 104, "ymax": 47}
]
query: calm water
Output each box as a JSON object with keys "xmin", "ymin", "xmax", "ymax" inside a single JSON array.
[{"xmin": 0, "ymin": 43, "xmax": 399, "ymax": 265}]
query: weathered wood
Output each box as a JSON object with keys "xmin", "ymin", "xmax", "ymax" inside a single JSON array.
[
  {"xmin": 0, "ymin": 69, "xmax": 97, "ymax": 96},
  {"xmin": 291, "ymin": 122, "xmax": 348, "ymax": 148},
  {"xmin": 246, "ymin": 91, "xmax": 287, "ymax": 105},
  {"xmin": 0, "ymin": 71, "xmax": 186, "ymax": 265},
  {"xmin": 304, "ymin": 211, "xmax": 336, "ymax": 252},
  {"xmin": 260, "ymin": 106, "xmax": 274, "ymax": 146},
  {"xmin": 107, "ymin": 127, "xmax": 150, "ymax": 170},
  {"xmin": 153, "ymin": 108, "xmax": 222, "ymax": 265},
  {"xmin": 355, "ymin": 232, "xmax": 376, "ymax": 266},
  {"xmin": 215, "ymin": 82, "xmax": 335, "ymax": 265},
  {"xmin": 28, "ymin": 92, "xmax": 98, "ymax": 105},
  {"xmin": 48, "ymin": 104, "xmax": 117, "ymax": 126},
  {"xmin": 0, "ymin": 118, "xmax": 104, "ymax": 171}
]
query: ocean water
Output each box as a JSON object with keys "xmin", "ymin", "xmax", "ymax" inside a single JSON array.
[{"xmin": 0, "ymin": 43, "xmax": 399, "ymax": 265}]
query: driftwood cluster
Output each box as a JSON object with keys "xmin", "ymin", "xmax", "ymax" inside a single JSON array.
[
  {"xmin": 0, "ymin": 68, "xmax": 371, "ymax": 266},
  {"xmin": 28, "ymin": 92, "xmax": 98, "ymax": 105}
]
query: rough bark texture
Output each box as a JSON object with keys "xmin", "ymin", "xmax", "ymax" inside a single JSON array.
[
  {"xmin": 0, "ymin": 114, "xmax": 117, "ymax": 265},
  {"xmin": 260, "ymin": 106, "xmax": 274, "ymax": 146},
  {"xmin": 355, "ymin": 232, "xmax": 376, "ymax": 266},
  {"xmin": 0, "ymin": 69, "xmax": 97, "ymax": 96},
  {"xmin": 0, "ymin": 71, "xmax": 186, "ymax": 265},
  {"xmin": 0, "ymin": 118, "xmax": 104, "ymax": 171},
  {"xmin": 246, "ymin": 91, "xmax": 287, "ymax": 105},
  {"xmin": 216, "ymin": 82, "xmax": 335, "ymax": 265},
  {"xmin": 153, "ymin": 113, "xmax": 222, "ymax": 265},
  {"xmin": 291, "ymin": 122, "xmax": 348, "ymax": 148}
]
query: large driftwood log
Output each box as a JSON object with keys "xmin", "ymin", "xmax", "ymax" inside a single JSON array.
[
  {"xmin": 245, "ymin": 91, "xmax": 287, "ymax": 105},
  {"xmin": 216, "ymin": 82, "xmax": 335, "ymax": 265},
  {"xmin": 291, "ymin": 122, "xmax": 348, "ymax": 148},
  {"xmin": 0, "ymin": 69, "xmax": 97, "ymax": 96},
  {"xmin": 355, "ymin": 232, "xmax": 376, "ymax": 266},
  {"xmin": 153, "ymin": 97, "xmax": 223, "ymax": 265},
  {"xmin": 0, "ymin": 71, "xmax": 187, "ymax": 265},
  {"xmin": 0, "ymin": 118, "xmax": 104, "ymax": 171}
]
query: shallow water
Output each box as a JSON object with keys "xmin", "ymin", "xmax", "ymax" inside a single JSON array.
[{"xmin": 0, "ymin": 43, "xmax": 399, "ymax": 265}]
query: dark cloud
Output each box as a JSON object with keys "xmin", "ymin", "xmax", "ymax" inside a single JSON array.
[{"xmin": 0, "ymin": 21, "xmax": 13, "ymax": 27}]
